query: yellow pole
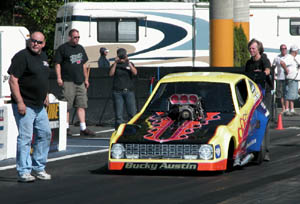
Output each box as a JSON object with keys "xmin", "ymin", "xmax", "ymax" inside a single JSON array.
[
  {"xmin": 234, "ymin": 0, "xmax": 250, "ymax": 41},
  {"xmin": 210, "ymin": 0, "xmax": 234, "ymax": 67}
]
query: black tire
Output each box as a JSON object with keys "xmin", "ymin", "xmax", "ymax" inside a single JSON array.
[
  {"xmin": 253, "ymin": 122, "xmax": 269, "ymax": 165},
  {"xmin": 226, "ymin": 140, "xmax": 234, "ymax": 172}
]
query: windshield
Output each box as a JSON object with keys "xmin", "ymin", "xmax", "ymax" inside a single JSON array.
[{"xmin": 146, "ymin": 82, "xmax": 235, "ymax": 113}]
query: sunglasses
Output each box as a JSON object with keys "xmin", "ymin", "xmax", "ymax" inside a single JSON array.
[
  {"xmin": 281, "ymin": 47, "xmax": 287, "ymax": 50},
  {"xmin": 31, "ymin": 39, "xmax": 43, "ymax": 44},
  {"xmin": 72, "ymin": 36, "xmax": 80, "ymax": 39}
]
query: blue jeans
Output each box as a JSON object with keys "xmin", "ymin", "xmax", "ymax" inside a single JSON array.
[
  {"xmin": 112, "ymin": 90, "xmax": 137, "ymax": 129},
  {"xmin": 12, "ymin": 104, "xmax": 51, "ymax": 176}
]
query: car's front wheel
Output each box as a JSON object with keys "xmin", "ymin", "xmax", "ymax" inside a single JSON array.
[
  {"xmin": 253, "ymin": 122, "xmax": 269, "ymax": 164},
  {"xmin": 226, "ymin": 139, "xmax": 235, "ymax": 172}
]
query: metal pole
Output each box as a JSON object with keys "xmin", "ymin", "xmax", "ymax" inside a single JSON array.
[
  {"xmin": 210, "ymin": 0, "xmax": 234, "ymax": 67},
  {"xmin": 234, "ymin": 0, "xmax": 249, "ymax": 41}
]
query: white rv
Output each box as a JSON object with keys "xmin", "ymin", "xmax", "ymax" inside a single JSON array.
[{"xmin": 54, "ymin": 1, "xmax": 300, "ymax": 68}]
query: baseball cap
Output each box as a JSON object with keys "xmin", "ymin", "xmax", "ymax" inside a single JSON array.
[
  {"xmin": 117, "ymin": 48, "xmax": 127, "ymax": 59},
  {"xmin": 290, "ymin": 44, "xmax": 299, "ymax": 52},
  {"xmin": 100, "ymin": 47, "xmax": 109, "ymax": 54}
]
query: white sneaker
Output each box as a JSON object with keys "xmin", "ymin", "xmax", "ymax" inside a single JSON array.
[
  {"xmin": 290, "ymin": 110, "xmax": 298, "ymax": 116},
  {"xmin": 18, "ymin": 173, "xmax": 36, "ymax": 183},
  {"xmin": 32, "ymin": 170, "xmax": 51, "ymax": 180}
]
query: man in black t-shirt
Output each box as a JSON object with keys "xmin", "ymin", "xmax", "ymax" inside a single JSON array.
[
  {"xmin": 8, "ymin": 31, "xmax": 52, "ymax": 182},
  {"xmin": 54, "ymin": 29, "xmax": 95, "ymax": 137},
  {"xmin": 109, "ymin": 48, "xmax": 137, "ymax": 129},
  {"xmin": 245, "ymin": 38, "xmax": 271, "ymax": 162}
]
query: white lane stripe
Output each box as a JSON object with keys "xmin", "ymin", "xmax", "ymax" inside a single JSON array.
[
  {"xmin": 72, "ymin": 128, "xmax": 115, "ymax": 136},
  {"xmin": 0, "ymin": 148, "xmax": 109, "ymax": 171},
  {"xmin": 67, "ymin": 145, "xmax": 109, "ymax": 148}
]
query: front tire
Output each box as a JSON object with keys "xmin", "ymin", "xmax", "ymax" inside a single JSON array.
[
  {"xmin": 253, "ymin": 122, "xmax": 269, "ymax": 165},
  {"xmin": 226, "ymin": 140, "xmax": 234, "ymax": 172}
]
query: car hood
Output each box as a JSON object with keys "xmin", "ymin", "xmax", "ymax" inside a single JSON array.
[{"xmin": 116, "ymin": 112, "xmax": 235, "ymax": 144}]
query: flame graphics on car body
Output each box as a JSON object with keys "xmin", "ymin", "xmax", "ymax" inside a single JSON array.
[{"xmin": 144, "ymin": 112, "xmax": 221, "ymax": 143}]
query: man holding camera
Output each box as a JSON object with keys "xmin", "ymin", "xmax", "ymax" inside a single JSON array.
[{"xmin": 109, "ymin": 48, "xmax": 137, "ymax": 129}]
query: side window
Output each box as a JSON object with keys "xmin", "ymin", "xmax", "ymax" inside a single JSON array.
[
  {"xmin": 290, "ymin": 18, "xmax": 300, "ymax": 36},
  {"xmin": 235, "ymin": 79, "xmax": 248, "ymax": 108},
  {"xmin": 97, "ymin": 18, "xmax": 138, "ymax": 42}
]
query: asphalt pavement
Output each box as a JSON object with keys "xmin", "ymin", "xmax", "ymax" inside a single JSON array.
[{"xmin": 0, "ymin": 125, "xmax": 113, "ymax": 169}]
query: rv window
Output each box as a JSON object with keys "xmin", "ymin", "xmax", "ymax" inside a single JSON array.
[
  {"xmin": 119, "ymin": 21, "xmax": 136, "ymax": 42},
  {"xmin": 290, "ymin": 18, "xmax": 300, "ymax": 36},
  {"xmin": 97, "ymin": 19, "xmax": 137, "ymax": 42},
  {"xmin": 98, "ymin": 21, "xmax": 117, "ymax": 42}
]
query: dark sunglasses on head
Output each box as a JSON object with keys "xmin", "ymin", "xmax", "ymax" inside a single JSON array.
[
  {"xmin": 31, "ymin": 39, "xmax": 43, "ymax": 44},
  {"xmin": 72, "ymin": 36, "xmax": 80, "ymax": 39}
]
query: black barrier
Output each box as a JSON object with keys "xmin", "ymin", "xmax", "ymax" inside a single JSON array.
[{"xmin": 49, "ymin": 66, "xmax": 280, "ymax": 126}]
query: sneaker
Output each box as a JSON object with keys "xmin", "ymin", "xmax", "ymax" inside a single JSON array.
[
  {"xmin": 290, "ymin": 111, "xmax": 298, "ymax": 116},
  {"xmin": 80, "ymin": 128, "xmax": 96, "ymax": 136},
  {"xmin": 67, "ymin": 128, "xmax": 73, "ymax": 136},
  {"xmin": 284, "ymin": 111, "xmax": 292, "ymax": 116},
  {"xmin": 32, "ymin": 170, "xmax": 51, "ymax": 180},
  {"xmin": 18, "ymin": 173, "xmax": 36, "ymax": 183}
]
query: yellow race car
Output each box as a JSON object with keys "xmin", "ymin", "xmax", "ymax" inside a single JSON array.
[{"xmin": 108, "ymin": 71, "xmax": 269, "ymax": 172}]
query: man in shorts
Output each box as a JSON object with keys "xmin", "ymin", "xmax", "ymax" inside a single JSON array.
[
  {"xmin": 272, "ymin": 44, "xmax": 288, "ymax": 113},
  {"xmin": 280, "ymin": 44, "xmax": 299, "ymax": 116},
  {"xmin": 54, "ymin": 29, "xmax": 95, "ymax": 136}
]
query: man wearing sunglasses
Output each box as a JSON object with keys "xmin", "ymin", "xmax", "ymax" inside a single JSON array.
[
  {"xmin": 8, "ymin": 31, "xmax": 52, "ymax": 182},
  {"xmin": 54, "ymin": 29, "xmax": 95, "ymax": 137},
  {"xmin": 272, "ymin": 44, "xmax": 288, "ymax": 114}
]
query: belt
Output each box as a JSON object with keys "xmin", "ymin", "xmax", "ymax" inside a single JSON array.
[{"xmin": 114, "ymin": 88, "xmax": 132, "ymax": 92}]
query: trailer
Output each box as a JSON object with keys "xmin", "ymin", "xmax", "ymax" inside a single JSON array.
[
  {"xmin": 54, "ymin": 1, "xmax": 300, "ymax": 68},
  {"xmin": 0, "ymin": 26, "xmax": 29, "ymax": 97}
]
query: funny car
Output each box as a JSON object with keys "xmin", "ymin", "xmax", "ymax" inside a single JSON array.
[{"xmin": 108, "ymin": 71, "xmax": 269, "ymax": 172}]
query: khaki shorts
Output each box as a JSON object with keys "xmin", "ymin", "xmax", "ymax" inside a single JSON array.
[{"xmin": 62, "ymin": 82, "xmax": 88, "ymax": 110}]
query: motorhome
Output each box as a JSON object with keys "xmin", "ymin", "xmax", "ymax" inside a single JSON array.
[{"xmin": 54, "ymin": 1, "xmax": 300, "ymax": 68}]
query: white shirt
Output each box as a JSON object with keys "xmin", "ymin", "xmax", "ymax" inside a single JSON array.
[
  {"xmin": 272, "ymin": 54, "xmax": 287, "ymax": 80},
  {"xmin": 284, "ymin": 54, "xmax": 299, "ymax": 80}
]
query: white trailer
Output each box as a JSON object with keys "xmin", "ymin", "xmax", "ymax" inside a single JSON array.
[
  {"xmin": 54, "ymin": 1, "xmax": 300, "ymax": 67},
  {"xmin": 0, "ymin": 26, "xmax": 30, "ymax": 97}
]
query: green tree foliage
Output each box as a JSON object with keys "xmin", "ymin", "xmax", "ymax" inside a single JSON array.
[{"xmin": 234, "ymin": 25, "xmax": 249, "ymax": 67}]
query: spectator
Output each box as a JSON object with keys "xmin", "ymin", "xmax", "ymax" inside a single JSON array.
[
  {"xmin": 245, "ymin": 38, "xmax": 271, "ymax": 161},
  {"xmin": 272, "ymin": 44, "xmax": 288, "ymax": 113},
  {"xmin": 54, "ymin": 29, "xmax": 95, "ymax": 136},
  {"xmin": 8, "ymin": 31, "xmax": 52, "ymax": 182},
  {"xmin": 281, "ymin": 44, "xmax": 299, "ymax": 116},
  {"xmin": 245, "ymin": 38, "xmax": 272, "ymax": 112},
  {"xmin": 109, "ymin": 48, "xmax": 137, "ymax": 129},
  {"xmin": 98, "ymin": 47, "xmax": 110, "ymax": 68}
]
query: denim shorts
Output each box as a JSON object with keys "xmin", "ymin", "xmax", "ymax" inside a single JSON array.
[
  {"xmin": 285, "ymin": 79, "xmax": 298, "ymax": 100},
  {"xmin": 62, "ymin": 82, "xmax": 88, "ymax": 110}
]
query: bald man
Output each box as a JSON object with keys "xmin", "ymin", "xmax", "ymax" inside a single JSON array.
[{"xmin": 8, "ymin": 31, "xmax": 52, "ymax": 182}]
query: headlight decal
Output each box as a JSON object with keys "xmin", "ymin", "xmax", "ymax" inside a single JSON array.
[
  {"xmin": 111, "ymin": 143, "xmax": 125, "ymax": 159},
  {"xmin": 199, "ymin": 144, "xmax": 214, "ymax": 160}
]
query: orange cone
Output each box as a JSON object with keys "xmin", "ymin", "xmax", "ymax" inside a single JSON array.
[{"xmin": 276, "ymin": 113, "xmax": 284, "ymax": 130}]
